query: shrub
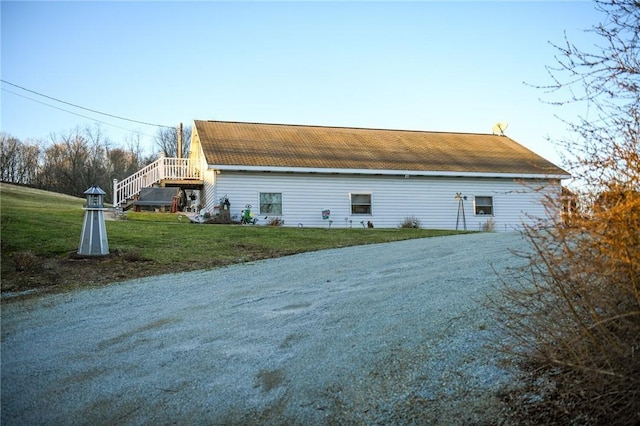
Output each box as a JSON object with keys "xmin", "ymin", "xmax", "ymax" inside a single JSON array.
[
  {"xmin": 399, "ymin": 216, "xmax": 421, "ymax": 229},
  {"xmin": 267, "ymin": 217, "xmax": 283, "ymax": 226},
  {"xmin": 495, "ymin": 188, "xmax": 640, "ymax": 424},
  {"xmin": 123, "ymin": 250, "xmax": 146, "ymax": 262},
  {"xmin": 482, "ymin": 217, "xmax": 495, "ymax": 232},
  {"xmin": 493, "ymin": 1, "xmax": 640, "ymax": 422},
  {"xmin": 13, "ymin": 250, "xmax": 37, "ymax": 272}
]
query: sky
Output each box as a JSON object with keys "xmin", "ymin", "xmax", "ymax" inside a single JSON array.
[{"xmin": 1, "ymin": 1, "xmax": 603, "ymax": 166}]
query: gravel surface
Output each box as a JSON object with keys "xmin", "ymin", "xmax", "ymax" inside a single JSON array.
[{"xmin": 2, "ymin": 232, "xmax": 528, "ymax": 425}]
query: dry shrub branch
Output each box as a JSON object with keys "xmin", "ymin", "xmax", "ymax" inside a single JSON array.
[
  {"xmin": 495, "ymin": 1, "xmax": 640, "ymax": 423},
  {"xmin": 498, "ymin": 183, "xmax": 640, "ymax": 424}
]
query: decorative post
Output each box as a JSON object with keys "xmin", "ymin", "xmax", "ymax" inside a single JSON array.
[{"xmin": 78, "ymin": 185, "xmax": 109, "ymax": 256}]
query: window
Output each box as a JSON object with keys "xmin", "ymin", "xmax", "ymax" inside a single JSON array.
[
  {"xmin": 351, "ymin": 193, "xmax": 372, "ymax": 215},
  {"xmin": 260, "ymin": 192, "xmax": 282, "ymax": 215},
  {"xmin": 474, "ymin": 196, "xmax": 493, "ymax": 215}
]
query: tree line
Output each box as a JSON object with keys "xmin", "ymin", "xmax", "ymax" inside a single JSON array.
[{"xmin": 0, "ymin": 125, "xmax": 191, "ymax": 204}]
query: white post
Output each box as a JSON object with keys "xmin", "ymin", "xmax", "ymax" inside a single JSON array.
[
  {"xmin": 113, "ymin": 178, "xmax": 119, "ymax": 207},
  {"xmin": 158, "ymin": 152, "xmax": 166, "ymax": 180}
]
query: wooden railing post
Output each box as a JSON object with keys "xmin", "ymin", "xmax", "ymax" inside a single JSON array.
[{"xmin": 158, "ymin": 152, "xmax": 166, "ymax": 181}]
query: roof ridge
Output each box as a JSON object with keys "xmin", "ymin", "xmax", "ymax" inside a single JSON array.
[{"xmin": 195, "ymin": 119, "xmax": 500, "ymax": 137}]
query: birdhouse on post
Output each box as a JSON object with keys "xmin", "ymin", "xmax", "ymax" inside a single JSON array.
[{"xmin": 78, "ymin": 185, "xmax": 109, "ymax": 256}]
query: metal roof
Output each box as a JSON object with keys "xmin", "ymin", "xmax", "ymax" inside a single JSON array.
[{"xmin": 83, "ymin": 185, "xmax": 106, "ymax": 195}]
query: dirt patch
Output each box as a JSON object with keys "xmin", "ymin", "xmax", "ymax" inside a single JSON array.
[
  {"xmin": 255, "ymin": 369, "xmax": 286, "ymax": 393},
  {"xmin": 0, "ymin": 250, "xmax": 221, "ymax": 296}
]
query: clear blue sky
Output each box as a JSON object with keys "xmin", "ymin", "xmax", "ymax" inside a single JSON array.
[{"xmin": 2, "ymin": 1, "xmax": 601, "ymax": 165}]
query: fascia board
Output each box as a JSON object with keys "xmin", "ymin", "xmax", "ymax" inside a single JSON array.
[{"xmin": 209, "ymin": 164, "xmax": 571, "ymax": 180}]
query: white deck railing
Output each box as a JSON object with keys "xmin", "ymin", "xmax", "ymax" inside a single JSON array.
[{"xmin": 112, "ymin": 156, "xmax": 199, "ymax": 207}]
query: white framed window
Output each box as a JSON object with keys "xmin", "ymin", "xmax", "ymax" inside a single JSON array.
[
  {"xmin": 474, "ymin": 196, "xmax": 493, "ymax": 216},
  {"xmin": 350, "ymin": 193, "xmax": 372, "ymax": 215},
  {"xmin": 260, "ymin": 192, "xmax": 282, "ymax": 215}
]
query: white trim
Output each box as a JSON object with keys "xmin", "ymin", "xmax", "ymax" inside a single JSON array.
[
  {"xmin": 258, "ymin": 191, "xmax": 283, "ymax": 215},
  {"xmin": 349, "ymin": 192, "xmax": 373, "ymax": 215},
  {"xmin": 209, "ymin": 164, "xmax": 570, "ymax": 180},
  {"xmin": 474, "ymin": 195, "xmax": 494, "ymax": 216}
]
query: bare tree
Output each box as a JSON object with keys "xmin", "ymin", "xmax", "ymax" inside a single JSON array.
[
  {"xmin": 38, "ymin": 129, "xmax": 91, "ymax": 196},
  {"xmin": 1, "ymin": 133, "xmax": 22, "ymax": 183},
  {"xmin": 83, "ymin": 124, "xmax": 109, "ymax": 190},
  {"xmin": 0, "ymin": 133, "xmax": 42, "ymax": 185},
  {"xmin": 154, "ymin": 125, "xmax": 192, "ymax": 158},
  {"xmin": 496, "ymin": 1, "xmax": 639, "ymax": 423},
  {"xmin": 1, "ymin": 125, "xmax": 155, "ymax": 199},
  {"xmin": 104, "ymin": 134, "xmax": 146, "ymax": 202},
  {"xmin": 542, "ymin": 0, "xmax": 639, "ymax": 191},
  {"xmin": 37, "ymin": 126, "xmax": 112, "ymax": 197},
  {"xmin": 20, "ymin": 141, "xmax": 41, "ymax": 186}
]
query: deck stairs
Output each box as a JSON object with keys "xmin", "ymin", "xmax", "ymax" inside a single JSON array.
[{"xmin": 113, "ymin": 156, "xmax": 203, "ymax": 212}]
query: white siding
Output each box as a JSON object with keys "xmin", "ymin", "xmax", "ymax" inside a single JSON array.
[
  {"xmin": 205, "ymin": 171, "xmax": 560, "ymax": 230},
  {"xmin": 201, "ymin": 169, "xmax": 216, "ymax": 211}
]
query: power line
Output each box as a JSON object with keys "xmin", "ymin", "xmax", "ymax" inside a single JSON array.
[
  {"xmin": 2, "ymin": 88, "xmax": 157, "ymax": 139},
  {"xmin": 1, "ymin": 79, "xmax": 174, "ymax": 129}
]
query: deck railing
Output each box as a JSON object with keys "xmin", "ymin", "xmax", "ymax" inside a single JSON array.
[{"xmin": 112, "ymin": 156, "xmax": 199, "ymax": 207}]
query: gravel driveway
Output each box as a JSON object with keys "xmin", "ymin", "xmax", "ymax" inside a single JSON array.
[{"xmin": 2, "ymin": 232, "xmax": 527, "ymax": 425}]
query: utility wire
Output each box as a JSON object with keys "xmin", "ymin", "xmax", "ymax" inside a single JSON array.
[
  {"xmin": 1, "ymin": 79, "xmax": 174, "ymax": 129},
  {"xmin": 2, "ymin": 88, "xmax": 156, "ymax": 139}
]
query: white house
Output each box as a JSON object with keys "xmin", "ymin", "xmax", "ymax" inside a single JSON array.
[{"xmin": 185, "ymin": 120, "xmax": 570, "ymax": 230}]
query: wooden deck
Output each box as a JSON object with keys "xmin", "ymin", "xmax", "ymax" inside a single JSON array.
[{"xmin": 113, "ymin": 157, "xmax": 203, "ymax": 208}]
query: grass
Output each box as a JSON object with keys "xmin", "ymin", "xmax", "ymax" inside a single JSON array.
[
  {"xmin": 1, "ymin": 183, "xmax": 469, "ymax": 293},
  {"xmin": 1, "ymin": 184, "xmax": 87, "ymax": 255}
]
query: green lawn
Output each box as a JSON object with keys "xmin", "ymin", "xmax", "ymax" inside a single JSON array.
[{"xmin": 1, "ymin": 183, "xmax": 470, "ymax": 292}]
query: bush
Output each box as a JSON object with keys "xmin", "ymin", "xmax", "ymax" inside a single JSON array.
[
  {"xmin": 482, "ymin": 217, "xmax": 495, "ymax": 232},
  {"xmin": 496, "ymin": 188, "xmax": 640, "ymax": 424},
  {"xmin": 493, "ymin": 1, "xmax": 640, "ymax": 422},
  {"xmin": 13, "ymin": 250, "xmax": 37, "ymax": 272},
  {"xmin": 267, "ymin": 217, "xmax": 284, "ymax": 226},
  {"xmin": 399, "ymin": 216, "xmax": 421, "ymax": 229},
  {"xmin": 123, "ymin": 250, "xmax": 147, "ymax": 262}
]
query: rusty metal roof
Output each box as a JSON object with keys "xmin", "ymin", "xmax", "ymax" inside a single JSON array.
[{"xmin": 194, "ymin": 120, "xmax": 569, "ymax": 177}]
